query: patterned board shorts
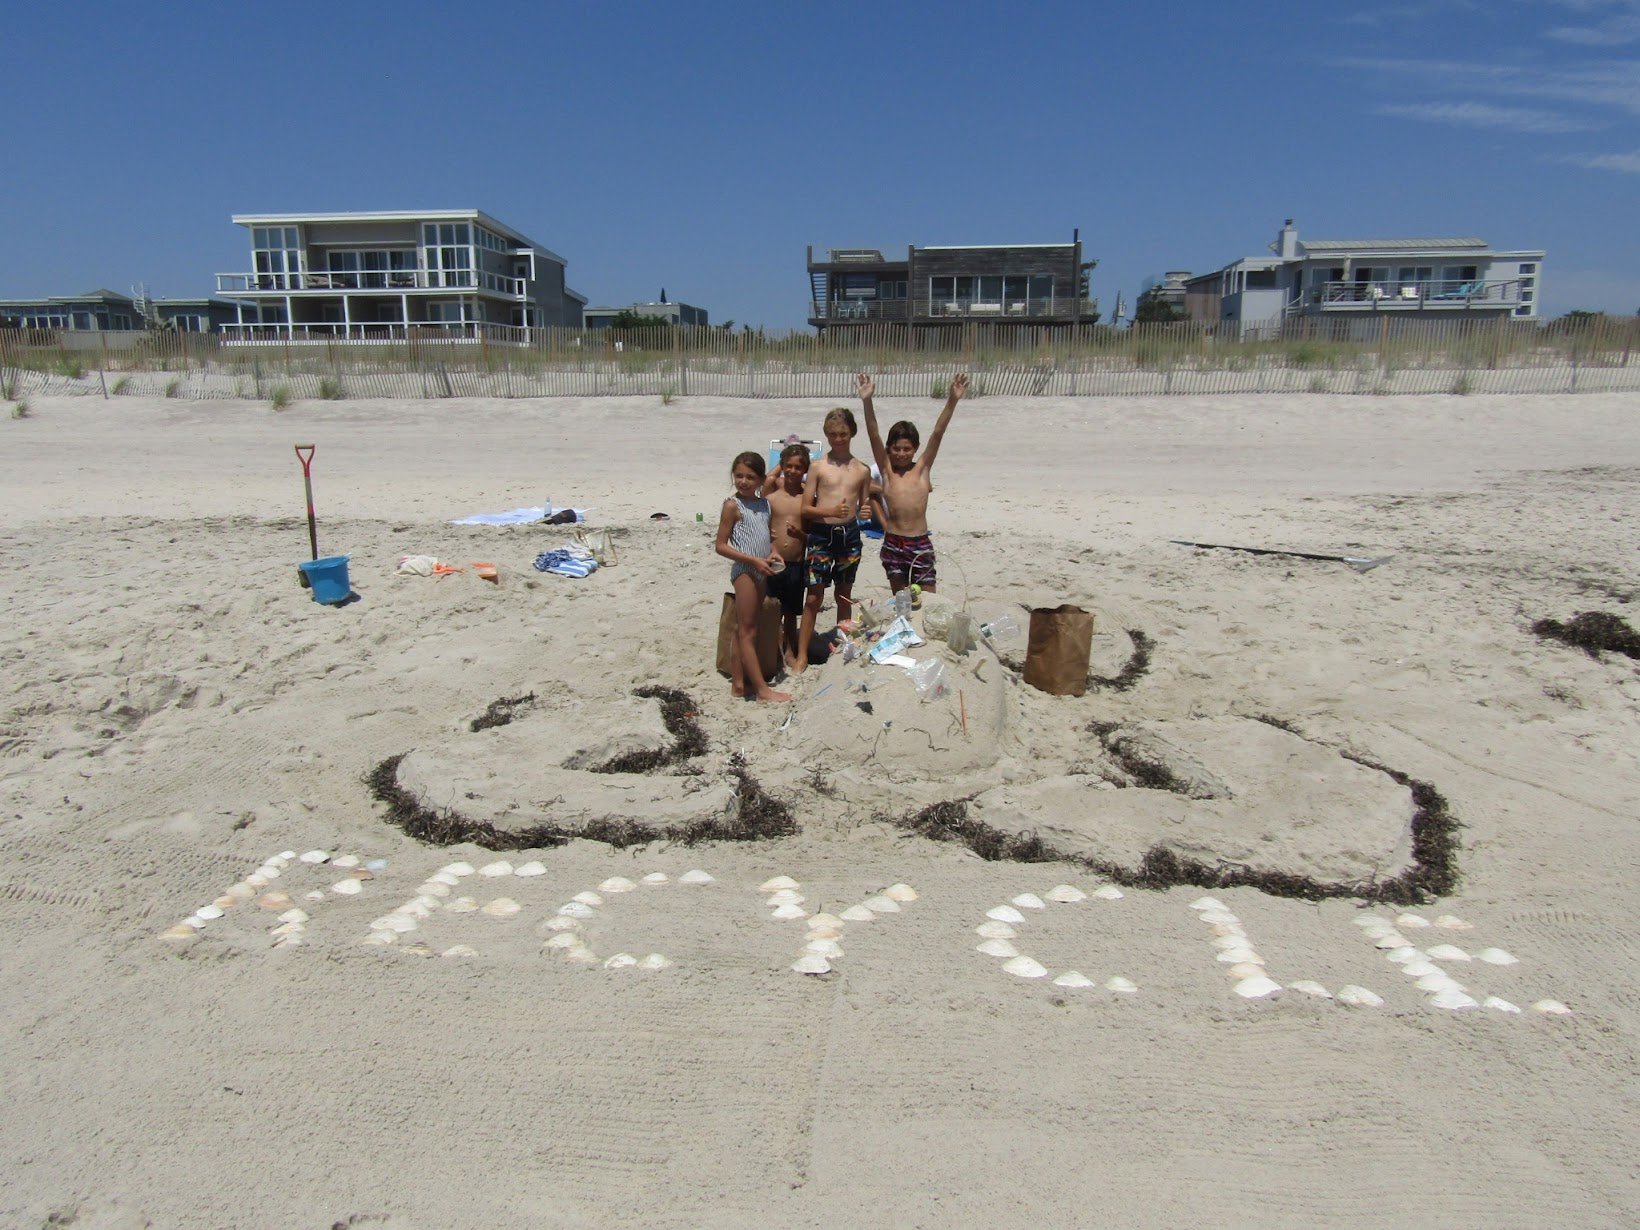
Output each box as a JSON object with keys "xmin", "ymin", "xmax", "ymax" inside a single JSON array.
[
  {"xmin": 805, "ymin": 522, "xmax": 862, "ymax": 589},
  {"xmin": 880, "ymin": 532, "xmax": 935, "ymax": 588}
]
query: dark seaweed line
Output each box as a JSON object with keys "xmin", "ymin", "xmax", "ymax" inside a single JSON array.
[{"xmin": 891, "ymin": 754, "xmax": 1461, "ymax": 906}]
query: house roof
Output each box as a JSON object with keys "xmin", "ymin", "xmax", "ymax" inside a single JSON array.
[
  {"xmin": 1300, "ymin": 237, "xmax": 1488, "ymax": 254},
  {"xmin": 230, "ymin": 210, "xmax": 568, "ymax": 266}
]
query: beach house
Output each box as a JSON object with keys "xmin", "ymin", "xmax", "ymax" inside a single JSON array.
[
  {"xmin": 584, "ymin": 297, "xmax": 710, "ymax": 328},
  {"xmin": 0, "ymin": 290, "xmax": 242, "ymax": 336},
  {"xmin": 807, "ymin": 237, "xmax": 1098, "ymax": 334},
  {"xmin": 216, "ymin": 210, "xmax": 586, "ymax": 341},
  {"xmin": 1182, "ymin": 220, "xmax": 1544, "ymax": 337}
]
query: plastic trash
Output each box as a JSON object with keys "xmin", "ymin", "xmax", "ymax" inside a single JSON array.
[
  {"xmin": 893, "ymin": 590, "xmax": 912, "ymax": 617},
  {"xmin": 980, "ymin": 613, "xmax": 1019, "ymax": 642},
  {"xmin": 908, "ymin": 658, "xmax": 952, "ymax": 701},
  {"xmin": 948, "ymin": 611, "xmax": 980, "ymax": 655},
  {"xmin": 922, "ymin": 599, "xmax": 957, "ymax": 641}
]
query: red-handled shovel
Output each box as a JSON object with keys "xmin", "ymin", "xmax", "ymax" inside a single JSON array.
[{"xmin": 295, "ymin": 444, "xmax": 318, "ymax": 587}]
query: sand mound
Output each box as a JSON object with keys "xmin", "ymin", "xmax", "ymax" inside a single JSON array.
[{"xmin": 968, "ymin": 717, "xmax": 1416, "ymax": 884}]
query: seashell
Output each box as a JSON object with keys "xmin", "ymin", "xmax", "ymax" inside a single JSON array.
[
  {"xmin": 599, "ymin": 877, "xmax": 637, "ymax": 893},
  {"xmin": 792, "ymin": 954, "xmax": 832, "ymax": 975},
  {"xmin": 1395, "ymin": 913, "xmax": 1431, "ymax": 929},
  {"xmin": 1416, "ymin": 973, "xmax": 1463, "ymax": 993},
  {"xmin": 270, "ymin": 921, "xmax": 304, "ymax": 937},
  {"xmin": 246, "ymin": 874, "xmax": 269, "ymax": 889},
  {"xmin": 1105, "ymin": 976, "xmax": 1138, "ymax": 993},
  {"xmin": 1353, "ymin": 914, "xmax": 1391, "ymax": 929},
  {"xmin": 416, "ymin": 882, "xmax": 452, "ymax": 899},
  {"xmin": 1227, "ymin": 962, "xmax": 1267, "ymax": 980},
  {"xmin": 1401, "ymin": 959, "xmax": 1441, "ymax": 978},
  {"xmin": 482, "ymin": 898, "xmax": 521, "ymax": 918},
  {"xmin": 256, "ymin": 892, "xmax": 294, "ymax": 910},
  {"xmin": 332, "ymin": 854, "xmax": 360, "ymax": 869},
  {"xmin": 431, "ymin": 871, "xmax": 462, "ymax": 887},
  {"xmin": 304, "ymin": 891, "xmax": 325, "ymax": 901},
  {"xmin": 1047, "ymin": 885, "xmax": 1086, "ymax": 903},
  {"xmin": 761, "ymin": 876, "xmax": 800, "ymax": 892},
  {"xmin": 1336, "ymin": 985, "xmax": 1383, "ymax": 1007},
  {"xmin": 1210, "ymin": 922, "xmax": 1247, "ymax": 939},
  {"xmin": 331, "ymin": 879, "xmax": 363, "ymax": 896},
  {"xmin": 441, "ymin": 862, "xmax": 475, "ymax": 877},
  {"xmin": 772, "ymin": 904, "xmax": 808, "ymax": 921},
  {"xmin": 1002, "ymin": 956, "xmax": 1048, "ymax": 978},
  {"xmin": 558, "ymin": 902, "xmax": 595, "ymax": 919},
  {"xmin": 976, "ymin": 921, "xmax": 1017, "ymax": 940},
  {"xmin": 637, "ymin": 954, "xmax": 672, "ymax": 970},
  {"xmin": 514, "ymin": 861, "xmax": 546, "ymax": 877},
  {"xmin": 766, "ymin": 889, "xmax": 804, "ymax": 905},
  {"xmin": 543, "ymin": 932, "xmax": 584, "ymax": 950},
  {"xmin": 539, "ymin": 915, "xmax": 579, "ymax": 932},
  {"xmin": 806, "ymin": 939, "xmax": 844, "ymax": 958},
  {"xmin": 1385, "ymin": 947, "xmax": 1422, "ymax": 965},
  {"xmin": 444, "ymin": 897, "xmax": 478, "ymax": 913},
  {"xmin": 563, "ymin": 947, "xmax": 599, "ymax": 965},
  {"xmin": 370, "ymin": 915, "xmax": 417, "ymax": 933},
  {"xmin": 441, "ymin": 945, "xmax": 478, "ymax": 958},
  {"xmin": 862, "ymin": 896, "xmax": 900, "ymax": 914},
  {"xmin": 1359, "ymin": 923, "xmax": 1398, "ymax": 941},
  {"xmin": 883, "ymin": 883, "xmax": 917, "ymax": 902},
  {"xmin": 277, "ymin": 850, "xmax": 297, "ymax": 862},
  {"xmin": 397, "ymin": 901, "xmax": 433, "ymax": 919},
  {"xmin": 353, "ymin": 869, "xmax": 376, "ymax": 881},
  {"xmin": 224, "ymin": 884, "xmax": 256, "ymax": 901},
  {"xmin": 365, "ymin": 858, "xmax": 388, "ymax": 871},
  {"xmin": 1011, "ymin": 893, "xmax": 1046, "ymax": 910},
  {"xmin": 604, "ymin": 953, "xmax": 638, "ymax": 969},
  {"xmin": 1484, "ymin": 996, "xmax": 1522, "ymax": 1013},
  {"xmin": 641, "ymin": 873, "xmax": 670, "ymax": 885},
  {"xmin": 1374, "ymin": 932, "xmax": 1410, "ymax": 949},
  {"xmin": 272, "ymin": 934, "xmax": 303, "ymax": 949},
  {"xmin": 256, "ymin": 866, "xmax": 281, "ymax": 880},
  {"xmin": 572, "ymin": 891, "xmax": 605, "ymax": 906},
  {"xmin": 479, "ymin": 860, "xmax": 513, "ymax": 877},
  {"xmin": 278, "ymin": 909, "xmax": 309, "ymax": 924},
  {"xmin": 1289, "ymin": 981, "xmax": 1333, "ymax": 999},
  {"xmin": 299, "ymin": 850, "xmax": 330, "ymax": 864},
  {"xmin": 400, "ymin": 943, "xmax": 433, "ymax": 957},
  {"xmin": 1425, "ymin": 944, "xmax": 1470, "ymax": 962},
  {"xmin": 1053, "ymin": 971, "xmax": 1095, "ymax": 988},
  {"xmin": 361, "ymin": 931, "xmax": 395, "ymax": 946},
  {"xmin": 1435, "ymin": 914, "xmax": 1473, "ymax": 930},
  {"xmin": 839, "ymin": 905, "xmax": 876, "ymax": 922},
  {"xmin": 986, "ymin": 905, "xmax": 1026, "ymax": 924},
  {"xmin": 1211, "ymin": 934, "xmax": 1251, "ymax": 951},
  {"xmin": 194, "ymin": 904, "xmax": 224, "ymax": 922},
  {"xmin": 1091, "ymin": 886, "xmax": 1125, "ymax": 901},
  {"xmin": 679, "ymin": 869, "xmax": 715, "ymax": 885},
  {"xmin": 976, "ymin": 939, "xmax": 1019, "ymax": 959},
  {"xmin": 1532, "ymin": 999, "xmax": 1572, "ymax": 1015},
  {"xmin": 1476, "ymin": 948, "xmax": 1518, "ymax": 966},
  {"xmin": 212, "ymin": 895, "xmax": 239, "ymax": 910},
  {"xmin": 1199, "ymin": 910, "xmax": 1239, "ymax": 926},
  {"xmin": 159, "ymin": 925, "xmax": 197, "ymax": 942},
  {"xmin": 1234, "ymin": 976, "xmax": 1282, "ymax": 999},
  {"xmin": 1216, "ymin": 948, "xmax": 1263, "ymax": 965},
  {"xmin": 808, "ymin": 913, "xmax": 843, "ymax": 929},
  {"xmin": 807, "ymin": 925, "xmax": 842, "ymax": 940},
  {"xmin": 1429, "ymin": 988, "xmax": 1478, "ymax": 1010},
  {"xmin": 1189, "ymin": 897, "xmax": 1227, "ymax": 911}
]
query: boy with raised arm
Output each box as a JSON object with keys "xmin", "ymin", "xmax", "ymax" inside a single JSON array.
[
  {"xmin": 858, "ymin": 371, "xmax": 967, "ymax": 596},
  {"xmin": 794, "ymin": 406, "xmax": 872, "ymax": 673}
]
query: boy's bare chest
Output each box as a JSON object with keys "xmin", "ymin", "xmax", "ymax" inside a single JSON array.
[{"xmin": 813, "ymin": 460, "xmax": 864, "ymax": 494}]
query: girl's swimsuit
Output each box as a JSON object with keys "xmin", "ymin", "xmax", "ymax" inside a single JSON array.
[{"xmin": 728, "ymin": 495, "xmax": 772, "ymax": 584}]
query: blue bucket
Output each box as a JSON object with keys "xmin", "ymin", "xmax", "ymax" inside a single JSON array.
[{"xmin": 298, "ymin": 555, "xmax": 352, "ymax": 605}]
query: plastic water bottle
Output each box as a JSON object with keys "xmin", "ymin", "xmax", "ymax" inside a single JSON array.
[{"xmin": 893, "ymin": 590, "xmax": 912, "ymax": 617}]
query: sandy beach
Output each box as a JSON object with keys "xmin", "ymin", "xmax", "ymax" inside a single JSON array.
[{"xmin": 3, "ymin": 389, "xmax": 1638, "ymax": 1228}]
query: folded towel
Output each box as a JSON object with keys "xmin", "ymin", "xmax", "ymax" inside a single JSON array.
[
  {"xmin": 451, "ymin": 506, "xmax": 592, "ymax": 526},
  {"xmin": 533, "ymin": 547, "xmax": 598, "ymax": 578}
]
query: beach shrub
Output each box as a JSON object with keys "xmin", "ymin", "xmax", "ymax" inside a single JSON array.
[
  {"xmin": 317, "ymin": 376, "xmax": 343, "ymax": 400},
  {"xmin": 1451, "ymin": 373, "xmax": 1474, "ymax": 396},
  {"xmin": 269, "ymin": 385, "xmax": 292, "ymax": 410},
  {"xmin": 1, "ymin": 371, "xmax": 18, "ymax": 400},
  {"xmin": 660, "ymin": 385, "xmax": 677, "ymax": 405},
  {"xmin": 111, "ymin": 376, "xmax": 131, "ymax": 395},
  {"xmin": 54, "ymin": 354, "xmax": 85, "ymax": 379},
  {"xmin": 11, "ymin": 399, "xmax": 31, "ymax": 419},
  {"xmin": 1308, "ymin": 374, "xmax": 1329, "ymax": 393},
  {"xmin": 164, "ymin": 378, "xmax": 181, "ymax": 398}
]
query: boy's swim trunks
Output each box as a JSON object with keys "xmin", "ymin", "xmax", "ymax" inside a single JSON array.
[
  {"xmin": 805, "ymin": 522, "xmax": 862, "ymax": 589},
  {"xmin": 880, "ymin": 532, "xmax": 935, "ymax": 588},
  {"xmin": 766, "ymin": 562, "xmax": 806, "ymax": 615}
]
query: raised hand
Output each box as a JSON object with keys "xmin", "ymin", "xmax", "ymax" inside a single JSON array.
[
  {"xmin": 949, "ymin": 373, "xmax": 969, "ymax": 400},
  {"xmin": 856, "ymin": 372, "xmax": 876, "ymax": 401}
]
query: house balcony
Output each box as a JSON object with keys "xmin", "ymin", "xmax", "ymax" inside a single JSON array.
[
  {"xmin": 218, "ymin": 321, "xmax": 530, "ymax": 344},
  {"xmin": 215, "ymin": 270, "xmax": 526, "ymax": 297},
  {"xmin": 1302, "ymin": 278, "xmax": 1523, "ymax": 312},
  {"xmin": 927, "ymin": 297, "xmax": 1092, "ymax": 320},
  {"xmin": 810, "ymin": 299, "xmax": 910, "ymax": 322}
]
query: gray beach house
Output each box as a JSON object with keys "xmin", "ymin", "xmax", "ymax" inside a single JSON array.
[{"xmin": 217, "ymin": 210, "xmax": 586, "ymax": 341}]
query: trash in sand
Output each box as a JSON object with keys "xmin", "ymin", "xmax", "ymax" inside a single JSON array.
[
  {"xmin": 868, "ymin": 616, "xmax": 925, "ymax": 663},
  {"xmin": 397, "ymin": 555, "xmax": 439, "ymax": 576},
  {"xmin": 1170, "ymin": 540, "xmax": 1393, "ymax": 572},
  {"xmin": 908, "ymin": 658, "xmax": 952, "ymax": 701},
  {"xmin": 979, "ymin": 614, "xmax": 1019, "ymax": 642}
]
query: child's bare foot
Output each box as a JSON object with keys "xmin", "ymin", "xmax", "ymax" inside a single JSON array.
[
  {"xmin": 756, "ymin": 689, "xmax": 793, "ymax": 703},
  {"xmin": 731, "ymin": 685, "xmax": 745, "ymax": 698}
]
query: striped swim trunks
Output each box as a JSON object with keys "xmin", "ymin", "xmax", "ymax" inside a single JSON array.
[{"xmin": 880, "ymin": 532, "xmax": 935, "ymax": 588}]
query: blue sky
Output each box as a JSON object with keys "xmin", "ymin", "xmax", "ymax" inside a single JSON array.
[{"xmin": 1, "ymin": 1, "xmax": 1635, "ymax": 327}]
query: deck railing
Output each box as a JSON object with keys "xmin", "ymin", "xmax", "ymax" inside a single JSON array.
[
  {"xmin": 215, "ymin": 271, "xmax": 526, "ymax": 296},
  {"xmin": 1308, "ymin": 278, "xmax": 1523, "ymax": 309},
  {"xmin": 810, "ymin": 299, "xmax": 909, "ymax": 321}
]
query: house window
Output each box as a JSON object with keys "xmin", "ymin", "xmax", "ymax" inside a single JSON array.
[
  {"xmin": 930, "ymin": 274, "xmax": 1054, "ymax": 312},
  {"xmin": 422, "ymin": 224, "xmax": 473, "ymax": 288},
  {"xmin": 1245, "ymin": 269, "xmax": 1277, "ymax": 289},
  {"xmin": 1520, "ymin": 263, "xmax": 1536, "ymax": 274},
  {"xmin": 253, "ymin": 225, "xmax": 301, "ymax": 290}
]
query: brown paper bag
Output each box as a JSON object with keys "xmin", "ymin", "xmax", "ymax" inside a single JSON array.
[
  {"xmin": 1023, "ymin": 604, "xmax": 1094, "ymax": 696},
  {"xmin": 715, "ymin": 592, "xmax": 784, "ymax": 681}
]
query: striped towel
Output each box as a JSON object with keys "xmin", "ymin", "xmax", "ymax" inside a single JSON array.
[{"xmin": 533, "ymin": 547, "xmax": 598, "ymax": 578}]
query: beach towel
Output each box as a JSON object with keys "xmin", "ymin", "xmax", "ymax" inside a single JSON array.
[
  {"xmin": 451, "ymin": 506, "xmax": 592, "ymax": 526},
  {"xmin": 533, "ymin": 546, "xmax": 598, "ymax": 578}
]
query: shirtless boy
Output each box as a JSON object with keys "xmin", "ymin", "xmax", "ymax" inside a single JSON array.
[
  {"xmin": 858, "ymin": 371, "xmax": 967, "ymax": 595},
  {"xmin": 762, "ymin": 443, "xmax": 811, "ymax": 668},
  {"xmin": 795, "ymin": 406, "xmax": 872, "ymax": 672}
]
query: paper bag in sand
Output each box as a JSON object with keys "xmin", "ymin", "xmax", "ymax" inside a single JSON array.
[
  {"xmin": 1023, "ymin": 604, "xmax": 1094, "ymax": 696},
  {"xmin": 715, "ymin": 592, "xmax": 784, "ymax": 681}
]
